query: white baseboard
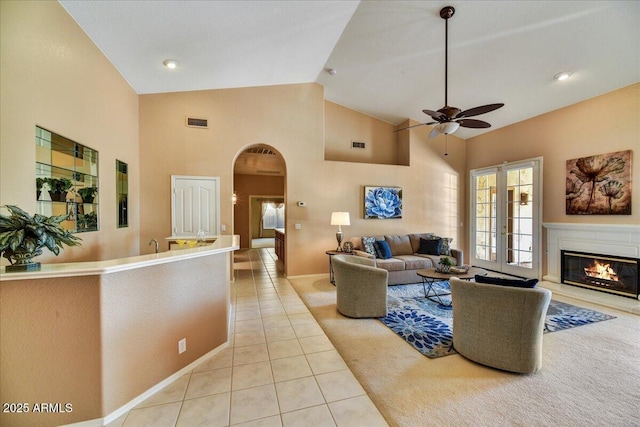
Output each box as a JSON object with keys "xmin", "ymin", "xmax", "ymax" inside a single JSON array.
[{"xmin": 99, "ymin": 342, "xmax": 230, "ymax": 426}]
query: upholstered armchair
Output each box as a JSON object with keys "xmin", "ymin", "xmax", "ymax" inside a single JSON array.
[
  {"xmin": 449, "ymin": 277, "xmax": 552, "ymax": 374},
  {"xmin": 332, "ymin": 255, "xmax": 388, "ymax": 318}
]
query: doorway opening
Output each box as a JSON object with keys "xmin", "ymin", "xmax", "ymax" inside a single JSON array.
[{"xmin": 233, "ymin": 144, "xmax": 286, "ymax": 269}]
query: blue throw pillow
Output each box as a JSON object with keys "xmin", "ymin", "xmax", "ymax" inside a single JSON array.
[
  {"xmin": 374, "ymin": 240, "xmax": 392, "ymax": 259},
  {"xmin": 418, "ymin": 238, "xmax": 442, "ymax": 255},
  {"xmin": 475, "ymin": 275, "xmax": 538, "ymax": 288}
]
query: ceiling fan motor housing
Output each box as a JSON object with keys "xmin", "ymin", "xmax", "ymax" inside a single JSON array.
[{"xmin": 438, "ymin": 106, "xmax": 462, "ymax": 120}]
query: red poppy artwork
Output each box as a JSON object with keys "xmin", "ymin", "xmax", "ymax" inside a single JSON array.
[{"xmin": 566, "ymin": 150, "xmax": 632, "ymax": 215}]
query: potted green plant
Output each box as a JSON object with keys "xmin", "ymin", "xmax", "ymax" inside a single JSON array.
[
  {"xmin": 46, "ymin": 177, "xmax": 73, "ymax": 202},
  {"xmin": 77, "ymin": 186, "xmax": 98, "ymax": 203},
  {"xmin": 437, "ymin": 256, "xmax": 454, "ymax": 273},
  {"xmin": 0, "ymin": 205, "xmax": 82, "ymax": 272}
]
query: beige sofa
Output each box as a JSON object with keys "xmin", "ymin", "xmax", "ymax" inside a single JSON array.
[{"xmin": 353, "ymin": 233, "xmax": 463, "ymax": 285}]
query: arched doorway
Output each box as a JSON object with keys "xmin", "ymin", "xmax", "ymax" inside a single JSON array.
[{"xmin": 232, "ymin": 144, "xmax": 286, "ymax": 270}]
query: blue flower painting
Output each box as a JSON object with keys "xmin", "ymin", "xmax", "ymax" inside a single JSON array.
[{"xmin": 364, "ymin": 186, "xmax": 402, "ymax": 219}]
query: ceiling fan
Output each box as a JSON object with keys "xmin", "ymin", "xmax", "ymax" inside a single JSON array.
[{"xmin": 396, "ymin": 6, "xmax": 504, "ymax": 139}]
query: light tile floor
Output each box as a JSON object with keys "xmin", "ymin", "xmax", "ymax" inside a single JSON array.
[{"xmin": 107, "ymin": 248, "xmax": 388, "ymax": 427}]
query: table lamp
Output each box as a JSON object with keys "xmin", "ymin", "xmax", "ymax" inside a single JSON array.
[{"xmin": 330, "ymin": 212, "xmax": 350, "ymax": 251}]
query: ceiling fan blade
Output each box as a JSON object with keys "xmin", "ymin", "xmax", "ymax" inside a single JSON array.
[
  {"xmin": 422, "ymin": 109, "xmax": 446, "ymax": 122},
  {"xmin": 456, "ymin": 103, "xmax": 504, "ymax": 119},
  {"xmin": 457, "ymin": 118, "xmax": 492, "ymax": 128},
  {"xmin": 394, "ymin": 121, "xmax": 437, "ymax": 132}
]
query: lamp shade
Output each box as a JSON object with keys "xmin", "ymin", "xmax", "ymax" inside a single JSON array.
[{"xmin": 331, "ymin": 212, "xmax": 350, "ymax": 226}]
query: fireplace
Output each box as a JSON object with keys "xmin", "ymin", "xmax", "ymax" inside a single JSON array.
[{"xmin": 561, "ymin": 250, "xmax": 639, "ymax": 299}]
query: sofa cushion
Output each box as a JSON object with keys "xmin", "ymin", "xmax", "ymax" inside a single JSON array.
[
  {"xmin": 425, "ymin": 235, "xmax": 453, "ymax": 256},
  {"xmin": 416, "ymin": 254, "xmax": 457, "ymax": 266},
  {"xmin": 374, "ymin": 240, "xmax": 392, "ymax": 259},
  {"xmin": 475, "ymin": 275, "xmax": 539, "ymax": 288},
  {"xmin": 394, "ymin": 255, "xmax": 433, "ymax": 270},
  {"xmin": 375, "ymin": 258, "xmax": 406, "ymax": 272},
  {"xmin": 417, "ymin": 238, "xmax": 442, "ymax": 255},
  {"xmin": 439, "ymin": 237, "xmax": 453, "ymax": 256},
  {"xmin": 361, "ymin": 236, "xmax": 377, "ymax": 257},
  {"xmin": 409, "ymin": 233, "xmax": 436, "ymax": 253},
  {"xmin": 384, "ymin": 235, "xmax": 413, "ymax": 256}
]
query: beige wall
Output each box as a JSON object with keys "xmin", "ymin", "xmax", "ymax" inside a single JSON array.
[
  {"xmin": 139, "ymin": 85, "xmax": 467, "ymax": 275},
  {"xmin": 100, "ymin": 253, "xmax": 230, "ymax": 414},
  {"xmin": 325, "ymin": 101, "xmax": 405, "ymax": 165},
  {"xmin": 467, "ymin": 83, "xmax": 639, "ymax": 226},
  {"xmin": 0, "ymin": 1, "xmax": 140, "ymax": 264},
  {"xmin": 0, "ymin": 275, "xmax": 102, "ymax": 426}
]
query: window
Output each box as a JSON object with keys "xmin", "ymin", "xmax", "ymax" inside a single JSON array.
[{"xmin": 262, "ymin": 202, "xmax": 285, "ymax": 230}]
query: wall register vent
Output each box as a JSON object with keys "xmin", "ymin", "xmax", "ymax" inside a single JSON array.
[
  {"xmin": 352, "ymin": 141, "xmax": 366, "ymax": 149},
  {"xmin": 186, "ymin": 117, "xmax": 208, "ymax": 128}
]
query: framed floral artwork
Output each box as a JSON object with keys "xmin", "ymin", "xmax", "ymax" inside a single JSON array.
[
  {"xmin": 364, "ymin": 186, "xmax": 403, "ymax": 219},
  {"xmin": 566, "ymin": 150, "xmax": 632, "ymax": 215}
]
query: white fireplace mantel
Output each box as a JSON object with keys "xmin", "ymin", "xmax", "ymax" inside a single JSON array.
[{"xmin": 543, "ymin": 222, "xmax": 640, "ymax": 311}]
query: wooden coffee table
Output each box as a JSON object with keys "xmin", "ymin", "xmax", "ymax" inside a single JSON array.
[{"xmin": 416, "ymin": 267, "xmax": 488, "ymax": 306}]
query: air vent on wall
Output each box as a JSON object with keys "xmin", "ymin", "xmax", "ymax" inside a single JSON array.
[
  {"xmin": 352, "ymin": 141, "xmax": 366, "ymax": 149},
  {"xmin": 257, "ymin": 170, "xmax": 281, "ymax": 175},
  {"xmin": 186, "ymin": 116, "xmax": 208, "ymax": 128}
]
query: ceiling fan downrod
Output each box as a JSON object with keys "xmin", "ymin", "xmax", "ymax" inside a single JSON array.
[{"xmin": 440, "ymin": 6, "xmax": 455, "ymax": 109}]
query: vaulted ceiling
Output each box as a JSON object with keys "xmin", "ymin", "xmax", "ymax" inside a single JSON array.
[{"xmin": 60, "ymin": 0, "xmax": 639, "ymax": 142}]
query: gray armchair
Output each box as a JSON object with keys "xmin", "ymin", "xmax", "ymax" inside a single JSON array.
[
  {"xmin": 449, "ymin": 277, "xmax": 552, "ymax": 374},
  {"xmin": 332, "ymin": 255, "xmax": 388, "ymax": 318}
]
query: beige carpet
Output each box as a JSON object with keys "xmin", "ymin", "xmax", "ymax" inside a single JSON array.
[{"xmin": 288, "ymin": 275, "xmax": 640, "ymax": 427}]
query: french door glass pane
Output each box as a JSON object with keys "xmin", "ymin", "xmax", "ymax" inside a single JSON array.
[
  {"xmin": 505, "ymin": 166, "xmax": 533, "ymax": 269},
  {"xmin": 474, "ymin": 173, "xmax": 497, "ymax": 263}
]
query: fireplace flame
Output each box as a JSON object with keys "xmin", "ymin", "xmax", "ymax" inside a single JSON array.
[{"xmin": 584, "ymin": 260, "xmax": 619, "ymax": 282}]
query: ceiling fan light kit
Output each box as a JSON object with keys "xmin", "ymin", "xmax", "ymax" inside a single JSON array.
[{"xmin": 396, "ymin": 5, "xmax": 504, "ymax": 139}]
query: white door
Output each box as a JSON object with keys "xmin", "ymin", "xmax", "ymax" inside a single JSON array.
[
  {"xmin": 171, "ymin": 176, "xmax": 220, "ymax": 236},
  {"xmin": 470, "ymin": 158, "xmax": 542, "ymax": 279}
]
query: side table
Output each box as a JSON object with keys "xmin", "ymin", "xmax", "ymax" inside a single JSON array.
[{"xmin": 326, "ymin": 250, "xmax": 355, "ymax": 285}]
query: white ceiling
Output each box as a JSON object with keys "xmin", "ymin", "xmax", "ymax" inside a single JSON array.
[{"xmin": 60, "ymin": 0, "xmax": 639, "ymax": 139}]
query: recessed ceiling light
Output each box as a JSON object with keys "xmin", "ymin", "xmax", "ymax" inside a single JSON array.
[
  {"xmin": 163, "ymin": 59, "xmax": 179, "ymax": 69},
  {"xmin": 554, "ymin": 71, "xmax": 572, "ymax": 81}
]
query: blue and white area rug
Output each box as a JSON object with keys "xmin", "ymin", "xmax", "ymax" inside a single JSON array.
[{"xmin": 380, "ymin": 283, "xmax": 617, "ymax": 359}]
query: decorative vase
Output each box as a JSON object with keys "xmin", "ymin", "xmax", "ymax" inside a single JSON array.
[
  {"xmin": 437, "ymin": 264, "xmax": 450, "ymax": 273},
  {"xmin": 5, "ymin": 248, "xmax": 43, "ymax": 272}
]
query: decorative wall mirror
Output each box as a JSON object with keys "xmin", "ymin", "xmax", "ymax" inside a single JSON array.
[
  {"xmin": 116, "ymin": 160, "xmax": 128, "ymax": 228},
  {"xmin": 36, "ymin": 126, "xmax": 99, "ymax": 233}
]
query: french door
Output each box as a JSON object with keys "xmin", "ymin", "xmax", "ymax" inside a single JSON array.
[{"xmin": 470, "ymin": 158, "xmax": 542, "ymax": 279}]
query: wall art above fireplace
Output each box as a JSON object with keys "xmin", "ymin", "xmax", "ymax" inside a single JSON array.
[{"xmin": 566, "ymin": 150, "xmax": 632, "ymax": 215}]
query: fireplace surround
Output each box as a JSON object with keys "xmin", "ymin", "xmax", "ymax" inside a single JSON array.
[
  {"xmin": 544, "ymin": 223, "xmax": 640, "ymax": 308},
  {"xmin": 561, "ymin": 250, "xmax": 639, "ymax": 299}
]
